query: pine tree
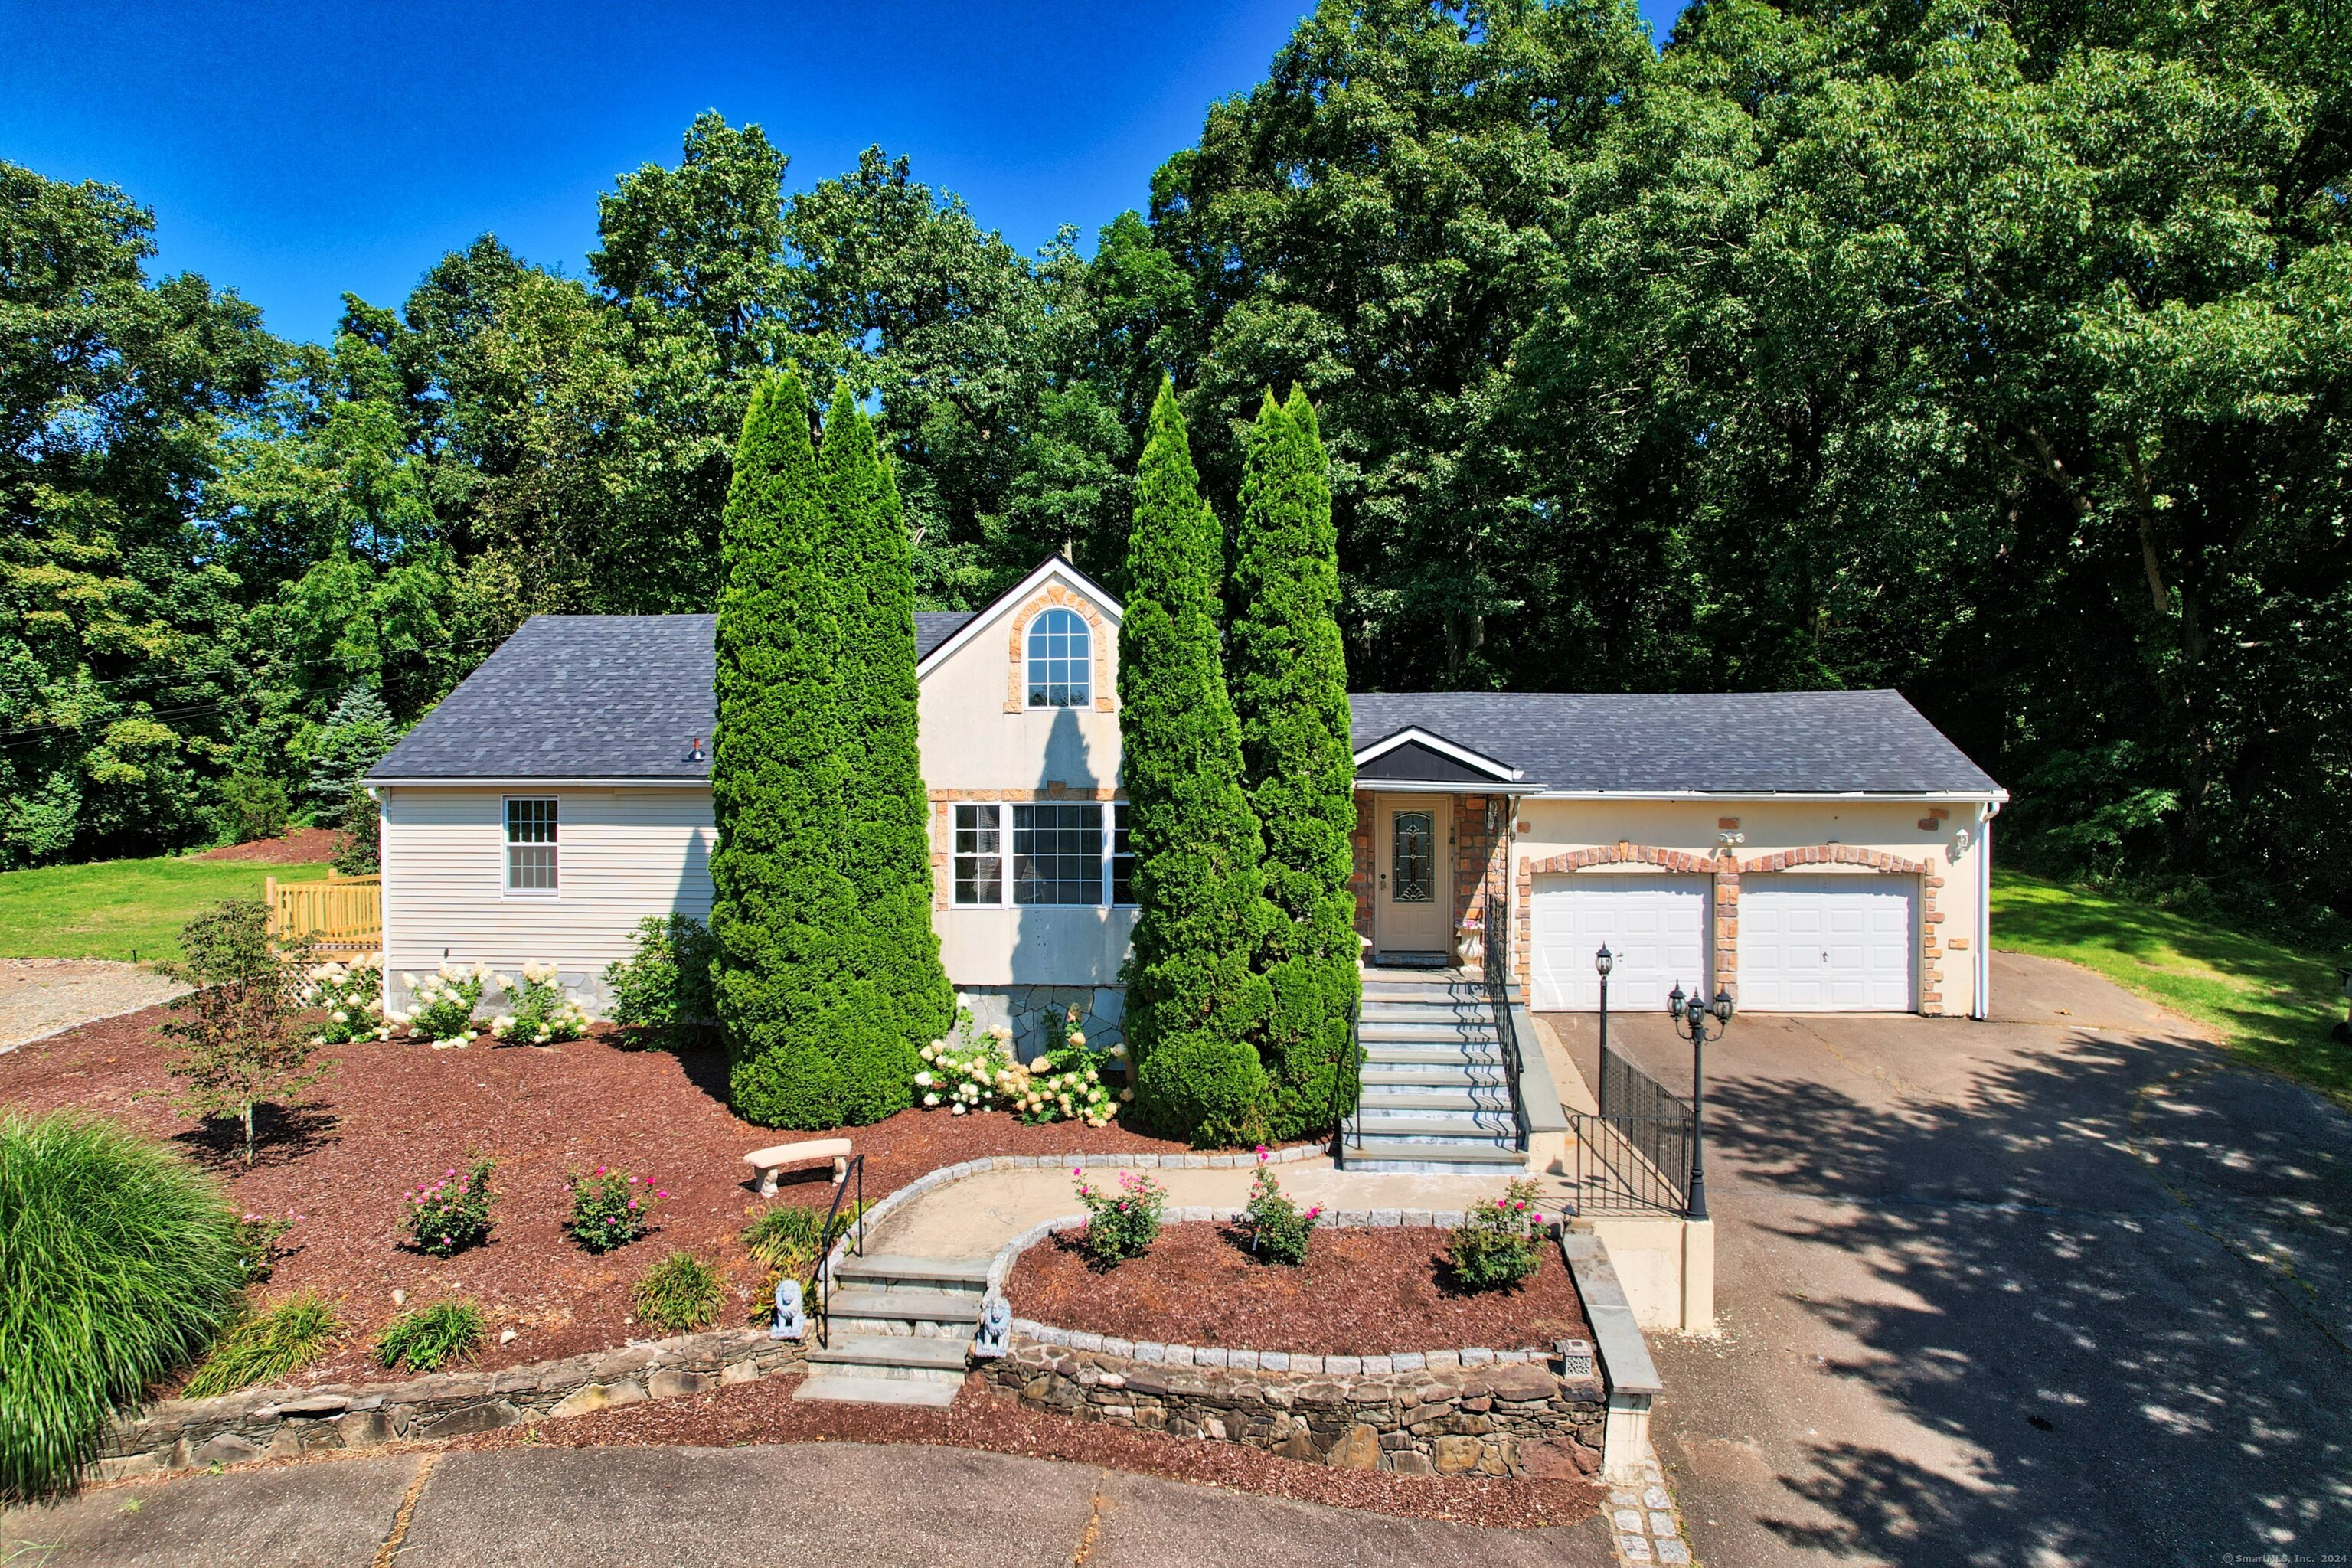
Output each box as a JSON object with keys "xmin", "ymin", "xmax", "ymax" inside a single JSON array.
[
  {"xmin": 307, "ymin": 687, "xmax": 398, "ymax": 823},
  {"xmin": 1119, "ymin": 381, "xmax": 1276, "ymax": 1145},
  {"xmin": 819, "ymin": 384, "xmax": 955, "ymax": 1069},
  {"xmin": 710, "ymin": 371, "xmax": 899, "ymax": 1128},
  {"xmin": 1229, "ymin": 390, "xmax": 1361, "ymax": 1138}
]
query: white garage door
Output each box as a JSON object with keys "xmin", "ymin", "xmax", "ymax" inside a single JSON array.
[
  {"xmin": 1740, "ymin": 874, "xmax": 1918, "ymax": 1011},
  {"xmin": 1530, "ymin": 874, "xmax": 1711, "ymax": 1011}
]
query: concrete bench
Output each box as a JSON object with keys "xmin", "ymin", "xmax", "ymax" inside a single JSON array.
[{"xmin": 744, "ymin": 1138, "xmax": 853, "ymax": 1196}]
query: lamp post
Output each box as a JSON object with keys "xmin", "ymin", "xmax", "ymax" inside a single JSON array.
[
  {"xmin": 1667, "ymin": 981, "xmax": 1733, "ymax": 1222},
  {"xmin": 1595, "ymin": 944, "xmax": 1615, "ymax": 1071}
]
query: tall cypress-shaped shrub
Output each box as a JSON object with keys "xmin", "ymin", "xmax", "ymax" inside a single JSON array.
[
  {"xmin": 710, "ymin": 371, "xmax": 897, "ymax": 1127},
  {"xmin": 1229, "ymin": 390, "xmax": 1361, "ymax": 1138},
  {"xmin": 819, "ymin": 384, "xmax": 955, "ymax": 1068},
  {"xmin": 1119, "ymin": 381, "xmax": 1276, "ymax": 1145}
]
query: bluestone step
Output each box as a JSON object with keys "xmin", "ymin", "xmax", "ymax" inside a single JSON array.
[{"xmin": 792, "ymin": 1374, "xmax": 959, "ymax": 1409}]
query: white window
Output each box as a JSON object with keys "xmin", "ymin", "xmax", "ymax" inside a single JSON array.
[
  {"xmin": 949, "ymin": 799, "xmax": 1130, "ymax": 906},
  {"xmin": 505, "ymin": 798, "xmax": 558, "ymax": 893},
  {"xmin": 953, "ymin": 805, "xmax": 1002, "ymax": 905},
  {"xmin": 1024, "ymin": 608, "xmax": 1091, "ymax": 708}
]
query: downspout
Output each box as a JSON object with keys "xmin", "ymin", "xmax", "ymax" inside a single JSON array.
[{"xmin": 1975, "ymin": 800, "xmax": 1999, "ymax": 1021}]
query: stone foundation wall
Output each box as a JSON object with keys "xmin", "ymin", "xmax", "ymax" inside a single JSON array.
[
  {"xmin": 982, "ymin": 1338, "xmax": 1604, "ymax": 1478},
  {"xmin": 955, "ymin": 985, "xmax": 1125, "ymax": 1057},
  {"xmin": 96, "ymin": 1328, "xmax": 805, "ymax": 1483}
]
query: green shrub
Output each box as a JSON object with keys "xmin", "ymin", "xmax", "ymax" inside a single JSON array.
[
  {"xmin": 604, "ymin": 915, "xmax": 719, "ymax": 1048},
  {"xmin": 184, "ymin": 1291, "xmax": 341, "ymax": 1397},
  {"xmin": 1242, "ymin": 1151, "xmax": 1320, "ymax": 1266},
  {"xmin": 217, "ymin": 768, "xmax": 290, "ymax": 844},
  {"xmin": 564, "ymin": 1165, "xmax": 663, "ymax": 1252},
  {"xmin": 300, "ymin": 953, "xmax": 390, "ymax": 1045},
  {"xmin": 489, "ymin": 963, "xmax": 590, "ymax": 1045},
  {"xmin": 374, "ymin": 1300, "xmax": 486, "ymax": 1373},
  {"xmin": 233, "ymin": 1211, "xmax": 298, "ymax": 1284},
  {"xmin": 632, "ymin": 1250, "xmax": 726, "ymax": 1333},
  {"xmin": 0, "ymin": 1113, "xmax": 243, "ymax": 1499},
  {"xmin": 392, "ymin": 962, "xmax": 488, "ymax": 1047},
  {"xmin": 1073, "ymin": 1168, "xmax": 1166, "ymax": 1268},
  {"xmin": 1442, "ymin": 1179, "xmax": 1547, "ymax": 1293},
  {"xmin": 333, "ymin": 779, "xmax": 380, "ymax": 874},
  {"xmin": 403, "ymin": 1157, "xmax": 495, "ymax": 1257}
]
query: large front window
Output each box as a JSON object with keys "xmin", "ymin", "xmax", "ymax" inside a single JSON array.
[
  {"xmin": 1024, "ymin": 608, "xmax": 1091, "ymax": 708},
  {"xmin": 949, "ymin": 799, "xmax": 1129, "ymax": 906},
  {"xmin": 1013, "ymin": 803, "xmax": 1102, "ymax": 904}
]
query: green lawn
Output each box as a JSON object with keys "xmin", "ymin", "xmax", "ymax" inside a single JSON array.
[
  {"xmin": 0, "ymin": 856, "xmax": 332, "ymax": 965},
  {"xmin": 1992, "ymin": 869, "xmax": 2352, "ymax": 1105}
]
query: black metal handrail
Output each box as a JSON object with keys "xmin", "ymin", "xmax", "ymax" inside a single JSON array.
[
  {"xmin": 1479, "ymin": 910, "xmax": 1531, "ymax": 1153},
  {"xmin": 1331, "ymin": 988, "xmax": 1364, "ymax": 1167},
  {"xmin": 1574, "ymin": 1044, "xmax": 1694, "ymax": 1214},
  {"xmin": 805, "ymin": 1154, "xmax": 866, "ymax": 1350}
]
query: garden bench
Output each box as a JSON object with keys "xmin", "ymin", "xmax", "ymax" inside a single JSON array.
[{"xmin": 743, "ymin": 1138, "xmax": 853, "ymax": 1196}]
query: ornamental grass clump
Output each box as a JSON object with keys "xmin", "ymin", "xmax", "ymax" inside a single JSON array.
[
  {"xmin": 1242, "ymin": 1147, "xmax": 1320, "ymax": 1266},
  {"xmin": 632, "ymin": 1250, "xmax": 726, "ymax": 1332},
  {"xmin": 391, "ymin": 962, "xmax": 491, "ymax": 1047},
  {"xmin": 302, "ymin": 954, "xmax": 392, "ymax": 1045},
  {"xmin": 184, "ymin": 1291, "xmax": 341, "ymax": 1397},
  {"xmin": 403, "ymin": 1157, "xmax": 496, "ymax": 1257},
  {"xmin": 1442, "ymin": 1178, "xmax": 1547, "ymax": 1293},
  {"xmin": 374, "ymin": 1300, "xmax": 486, "ymax": 1373},
  {"xmin": 1072, "ymin": 1167, "xmax": 1166, "ymax": 1269},
  {"xmin": 565, "ymin": 1165, "xmax": 664, "ymax": 1252},
  {"xmin": 0, "ymin": 1113, "xmax": 244, "ymax": 1499},
  {"xmin": 489, "ymin": 962, "xmax": 590, "ymax": 1045}
]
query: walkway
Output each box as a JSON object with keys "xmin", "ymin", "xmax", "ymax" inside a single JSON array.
[
  {"xmin": 0, "ymin": 1443, "xmax": 1619, "ymax": 1567},
  {"xmin": 0, "ymin": 958, "xmax": 183, "ymax": 1053}
]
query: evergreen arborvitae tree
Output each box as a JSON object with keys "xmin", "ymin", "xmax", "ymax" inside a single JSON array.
[
  {"xmin": 307, "ymin": 686, "xmax": 398, "ymax": 823},
  {"xmin": 1228, "ymin": 390, "xmax": 1361, "ymax": 1138},
  {"xmin": 818, "ymin": 384, "xmax": 955, "ymax": 1067},
  {"xmin": 1119, "ymin": 381, "xmax": 1276, "ymax": 1145},
  {"xmin": 710, "ymin": 371, "xmax": 899, "ymax": 1128}
]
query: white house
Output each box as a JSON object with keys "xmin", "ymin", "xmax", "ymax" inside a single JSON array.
[{"xmin": 367, "ymin": 554, "xmax": 2007, "ymax": 1057}]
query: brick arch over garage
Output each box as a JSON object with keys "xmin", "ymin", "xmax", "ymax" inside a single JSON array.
[{"xmin": 1514, "ymin": 841, "xmax": 1947, "ymax": 1015}]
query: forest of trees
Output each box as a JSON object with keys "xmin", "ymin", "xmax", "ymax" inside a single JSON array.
[{"xmin": 4, "ymin": 0, "xmax": 2347, "ymax": 928}]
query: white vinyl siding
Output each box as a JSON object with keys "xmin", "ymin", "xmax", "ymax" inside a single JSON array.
[
  {"xmin": 381, "ymin": 786, "xmax": 714, "ymax": 1013},
  {"xmin": 1529, "ymin": 874, "xmax": 1711, "ymax": 1011},
  {"xmin": 1740, "ymin": 874, "xmax": 1918, "ymax": 1011}
]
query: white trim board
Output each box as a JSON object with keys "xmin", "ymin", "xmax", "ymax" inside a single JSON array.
[
  {"xmin": 914, "ymin": 557, "xmax": 1124, "ymax": 680},
  {"xmin": 1351, "ymin": 726, "xmax": 1524, "ymax": 782}
]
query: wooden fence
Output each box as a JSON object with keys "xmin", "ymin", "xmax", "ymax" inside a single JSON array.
[{"xmin": 266, "ymin": 874, "xmax": 382, "ymax": 957}]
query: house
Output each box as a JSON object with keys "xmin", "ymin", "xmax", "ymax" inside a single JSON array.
[{"xmin": 367, "ymin": 555, "xmax": 2008, "ymax": 1054}]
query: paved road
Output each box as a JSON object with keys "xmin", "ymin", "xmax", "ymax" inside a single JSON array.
[
  {"xmin": 1547, "ymin": 951, "xmax": 2352, "ymax": 1566},
  {"xmin": 0, "ymin": 1442, "xmax": 1615, "ymax": 1567}
]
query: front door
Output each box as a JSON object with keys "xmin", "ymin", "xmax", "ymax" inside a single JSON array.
[{"xmin": 1373, "ymin": 795, "xmax": 1452, "ymax": 960}]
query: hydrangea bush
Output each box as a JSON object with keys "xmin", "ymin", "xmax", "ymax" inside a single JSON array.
[
  {"xmin": 390, "ymin": 963, "xmax": 491, "ymax": 1047},
  {"xmin": 302, "ymin": 955, "xmax": 390, "ymax": 1045},
  {"xmin": 403, "ymin": 1157, "xmax": 496, "ymax": 1257},
  {"xmin": 1073, "ymin": 1167, "xmax": 1165, "ymax": 1267},
  {"xmin": 911, "ymin": 1006, "xmax": 1127, "ymax": 1126},
  {"xmin": 564, "ymin": 1165, "xmax": 664, "ymax": 1253},
  {"xmin": 490, "ymin": 962, "xmax": 590, "ymax": 1045}
]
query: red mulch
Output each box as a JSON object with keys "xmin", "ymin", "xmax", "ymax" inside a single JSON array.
[
  {"xmin": 2, "ymin": 1008, "xmax": 1195, "ymax": 1387},
  {"xmin": 440, "ymin": 1371, "xmax": 1603, "ymax": 1528},
  {"xmin": 1006, "ymin": 1223, "xmax": 1589, "ymax": 1356},
  {"xmin": 195, "ymin": 828, "xmax": 348, "ymax": 864}
]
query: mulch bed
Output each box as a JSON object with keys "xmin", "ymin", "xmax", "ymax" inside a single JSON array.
[
  {"xmin": 1004, "ymin": 1223, "xmax": 1589, "ymax": 1355},
  {"xmin": 439, "ymin": 1371, "xmax": 1603, "ymax": 1528},
  {"xmin": 195, "ymin": 828, "xmax": 348, "ymax": 864},
  {"xmin": 2, "ymin": 1007, "xmax": 1194, "ymax": 1387}
]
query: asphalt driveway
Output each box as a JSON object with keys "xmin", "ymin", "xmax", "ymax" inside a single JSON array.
[{"xmin": 1544, "ymin": 950, "xmax": 2352, "ymax": 1566}]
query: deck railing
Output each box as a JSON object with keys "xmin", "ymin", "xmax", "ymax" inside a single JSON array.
[{"xmin": 265, "ymin": 874, "xmax": 382, "ymax": 956}]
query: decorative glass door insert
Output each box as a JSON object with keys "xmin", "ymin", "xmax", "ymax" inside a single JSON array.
[{"xmin": 1392, "ymin": 810, "xmax": 1436, "ymax": 903}]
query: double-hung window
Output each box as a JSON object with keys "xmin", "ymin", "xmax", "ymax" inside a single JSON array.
[
  {"xmin": 505, "ymin": 798, "xmax": 558, "ymax": 893},
  {"xmin": 949, "ymin": 800, "xmax": 1132, "ymax": 906}
]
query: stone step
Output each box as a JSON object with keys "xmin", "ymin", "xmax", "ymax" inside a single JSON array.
[
  {"xmin": 1357, "ymin": 1084, "xmax": 1515, "ymax": 1109},
  {"xmin": 1359, "ymin": 1021, "xmax": 1501, "ymax": 1045},
  {"xmin": 1360, "ymin": 1062, "xmax": 1511, "ymax": 1087},
  {"xmin": 831, "ymin": 1253, "xmax": 992, "ymax": 1293},
  {"xmin": 791, "ymin": 1373, "xmax": 960, "ymax": 1409},
  {"xmin": 825, "ymin": 1287, "xmax": 983, "ymax": 1326},
  {"xmin": 1361, "ymin": 1043, "xmax": 1505, "ymax": 1067},
  {"xmin": 807, "ymin": 1334, "xmax": 971, "ymax": 1381},
  {"xmin": 1359, "ymin": 998, "xmax": 1490, "ymax": 1022},
  {"xmin": 1341, "ymin": 1141, "xmax": 1528, "ymax": 1171},
  {"xmin": 1350, "ymin": 1113, "xmax": 1517, "ymax": 1138}
]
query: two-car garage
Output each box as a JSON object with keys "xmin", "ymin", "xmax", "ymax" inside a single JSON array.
[{"xmin": 1527, "ymin": 871, "xmax": 1920, "ymax": 1014}]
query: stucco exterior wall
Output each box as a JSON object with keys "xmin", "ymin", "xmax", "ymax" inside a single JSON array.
[
  {"xmin": 1509, "ymin": 797, "xmax": 1990, "ymax": 1017},
  {"xmin": 377, "ymin": 784, "xmax": 715, "ymax": 1014}
]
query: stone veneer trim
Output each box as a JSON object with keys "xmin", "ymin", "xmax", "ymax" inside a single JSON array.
[{"xmin": 1002, "ymin": 583, "xmax": 1116, "ymax": 714}]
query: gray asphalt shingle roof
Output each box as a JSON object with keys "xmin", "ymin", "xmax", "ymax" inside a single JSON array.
[
  {"xmin": 372, "ymin": 615, "xmax": 2004, "ymax": 798},
  {"xmin": 1348, "ymin": 691, "xmax": 2004, "ymax": 797}
]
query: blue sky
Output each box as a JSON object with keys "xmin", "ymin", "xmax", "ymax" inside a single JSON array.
[{"xmin": 2, "ymin": 1, "xmax": 1686, "ymax": 346}]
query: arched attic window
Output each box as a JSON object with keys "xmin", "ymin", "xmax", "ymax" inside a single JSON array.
[{"xmin": 1024, "ymin": 607, "xmax": 1091, "ymax": 708}]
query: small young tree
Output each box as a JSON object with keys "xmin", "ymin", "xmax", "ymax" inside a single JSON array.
[
  {"xmin": 1119, "ymin": 381, "xmax": 1277, "ymax": 1145},
  {"xmin": 1228, "ymin": 389, "xmax": 1361, "ymax": 1138},
  {"xmin": 307, "ymin": 686, "xmax": 398, "ymax": 823},
  {"xmin": 154, "ymin": 901, "xmax": 336, "ymax": 1165}
]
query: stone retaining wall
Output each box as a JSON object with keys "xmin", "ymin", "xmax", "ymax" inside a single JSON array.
[
  {"xmin": 982, "ymin": 1337, "xmax": 1604, "ymax": 1478},
  {"xmin": 96, "ymin": 1328, "xmax": 805, "ymax": 1482}
]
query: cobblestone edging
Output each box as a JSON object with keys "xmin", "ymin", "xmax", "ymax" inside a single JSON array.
[
  {"xmin": 979, "ymin": 1209, "xmax": 1604, "ymax": 1478},
  {"xmin": 818, "ymin": 1143, "xmax": 1326, "ymax": 1284},
  {"xmin": 96, "ymin": 1328, "xmax": 805, "ymax": 1482}
]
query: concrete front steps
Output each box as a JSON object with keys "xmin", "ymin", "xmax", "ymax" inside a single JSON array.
[
  {"xmin": 792, "ymin": 1253, "xmax": 988, "ymax": 1410},
  {"xmin": 1345, "ymin": 971, "xmax": 1527, "ymax": 1173}
]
